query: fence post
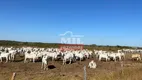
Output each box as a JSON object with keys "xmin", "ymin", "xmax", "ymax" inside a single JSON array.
[
  {"xmin": 84, "ymin": 66, "xmax": 87, "ymax": 80},
  {"xmin": 11, "ymin": 72, "xmax": 16, "ymax": 80},
  {"xmin": 121, "ymin": 61, "xmax": 124, "ymax": 75}
]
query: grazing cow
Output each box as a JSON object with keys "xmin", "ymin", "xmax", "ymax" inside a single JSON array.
[
  {"xmin": 24, "ymin": 51, "xmax": 39, "ymax": 63},
  {"xmin": 108, "ymin": 53, "xmax": 116, "ymax": 62},
  {"xmin": 63, "ymin": 52, "xmax": 75, "ymax": 65},
  {"xmin": 99, "ymin": 53, "xmax": 109, "ymax": 61},
  {"xmin": 115, "ymin": 53, "xmax": 122, "ymax": 61},
  {"xmin": 132, "ymin": 54, "xmax": 141, "ymax": 61},
  {"xmin": 74, "ymin": 52, "xmax": 84, "ymax": 62},
  {"xmin": 42, "ymin": 52, "xmax": 58, "ymax": 61}
]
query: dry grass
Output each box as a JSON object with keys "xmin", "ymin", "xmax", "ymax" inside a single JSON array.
[
  {"xmin": 0, "ymin": 54, "xmax": 142, "ymax": 80},
  {"xmin": 91, "ymin": 65, "xmax": 142, "ymax": 80}
]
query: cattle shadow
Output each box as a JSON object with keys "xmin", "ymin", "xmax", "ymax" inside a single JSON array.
[
  {"xmin": 14, "ymin": 59, "xmax": 24, "ymax": 62},
  {"xmin": 48, "ymin": 65, "xmax": 56, "ymax": 69}
]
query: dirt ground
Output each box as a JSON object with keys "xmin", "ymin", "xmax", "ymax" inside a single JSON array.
[{"xmin": 0, "ymin": 54, "xmax": 142, "ymax": 80}]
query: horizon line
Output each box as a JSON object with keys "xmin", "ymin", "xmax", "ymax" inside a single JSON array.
[{"xmin": 0, "ymin": 39, "xmax": 141, "ymax": 48}]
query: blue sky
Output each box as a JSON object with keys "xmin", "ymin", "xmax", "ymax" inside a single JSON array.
[{"xmin": 0, "ymin": 0, "xmax": 142, "ymax": 46}]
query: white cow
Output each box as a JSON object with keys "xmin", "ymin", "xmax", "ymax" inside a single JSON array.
[
  {"xmin": 0, "ymin": 52, "xmax": 11, "ymax": 63},
  {"xmin": 115, "ymin": 53, "xmax": 122, "ymax": 61},
  {"xmin": 63, "ymin": 52, "xmax": 75, "ymax": 65},
  {"xmin": 88, "ymin": 60, "xmax": 97, "ymax": 69},
  {"xmin": 41, "ymin": 55, "xmax": 48, "ymax": 70},
  {"xmin": 9, "ymin": 50, "xmax": 17, "ymax": 61},
  {"xmin": 132, "ymin": 54, "xmax": 141, "ymax": 61},
  {"xmin": 108, "ymin": 53, "xmax": 116, "ymax": 62},
  {"xmin": 98, "ymin": 53, "xmax": 109, "ymax": 61},
  {"xmin": 24, "ymin": 51, "xmax": 38, "ymax": 63},
  {"xmin": 75, "ymin": 52, "xmax": 84, "ymax": 61},
  {"xmin": 42, "ymin": 52, "xmax": 58, "ymax": 61}
]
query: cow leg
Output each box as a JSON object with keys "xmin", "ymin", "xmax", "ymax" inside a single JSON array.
[
  {"xmin": 69, "ymin": 58, "xmax": 72, "ymax": 64},
  {"xmin": 24, "ymin": 58, "xmax": 27, "ymax": 63},
  {"xmin": 41, "ymin": 63, "xmax": 43, "ymax": 69},
  {"xmin": 6, "ymin": 57, "xmax": 8, "ymax": 63},
  {"xmin": 0, "ymin": 58, "xmax": 2, "ymax": 62},
  {"xmin": 33, "ymin": 58, "xmax": 35, "ymax": 63}
]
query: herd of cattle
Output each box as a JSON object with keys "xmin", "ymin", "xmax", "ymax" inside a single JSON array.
[{"xmin": 0, "ymin": 46, "xmax": 142, "ymax": 70}]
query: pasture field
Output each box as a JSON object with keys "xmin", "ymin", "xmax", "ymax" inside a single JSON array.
[{"xmin": 0, "ymin": 53, "xmax": 142, "ymax": 80}]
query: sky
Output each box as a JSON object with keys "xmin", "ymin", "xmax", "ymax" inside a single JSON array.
[{"xmin": 0, "ymin": 0, "xmax": 142, "ymax": 47}]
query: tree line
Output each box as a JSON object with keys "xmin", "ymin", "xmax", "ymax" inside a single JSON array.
[{"xmin": 0, "ymin": 40, "xmax": 140, "ymax": 51}]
